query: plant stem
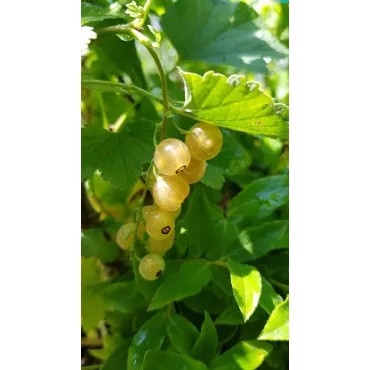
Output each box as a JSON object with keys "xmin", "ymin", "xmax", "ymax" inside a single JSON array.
[
  {"xmin": 145, "ymin": 47, "xmax": 170, "ymax": 140},
  {"xmin": 98, "ymin": 93, "xmax": 109, "ymax": 129},
  {"xmin": 81, "ymin": 79, "xmax": 163, "ymax": 105},
  {"xmin": 171, "ymin": 116, "xmax": 191, "ymax": 135}
]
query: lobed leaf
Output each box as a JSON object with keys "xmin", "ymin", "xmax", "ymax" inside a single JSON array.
[{"xmin": 161, "ymin": 0, "xmax": 288, "ymax": 73}]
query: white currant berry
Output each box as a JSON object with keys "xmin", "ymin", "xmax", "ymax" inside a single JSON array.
[
  {"xmin": 139, "ymin": 253, "xmax": 165, "ymax": 280},
  {"xmin": 146, "ymin": 233, "xmax": 175, "ymax": 255},
  {"xmin": 185, "ymin": 122, "xmax": 223, "ymax": 160},
  {"xmin": 181, "ymin": 158, "xmax": 206, "ymax": 184},
  {"xmin": 116, "ymin": 222, "xmax": 136, "ymax": 250},
  {"xmin": 152, "ymin": 175, "xmax": 190, "ymax": 212},
  {"xmin": 146, "ymin": 209, "xmax": 175, "ymax": 240},
  {"xmin": 154, "ymin": 138, "xmax": 191, "ymax": 175}
]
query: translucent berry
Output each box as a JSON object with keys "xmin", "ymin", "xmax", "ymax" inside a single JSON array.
[
  {"xmin": 146, "ymin": 209, "xmax": 175, "ymax": 240},
  {"xmin": 181, "ymin": 158, "xmax": 206, "ymax": 184},
  {"xmin": 139, "ymin": 253, "xmax": 165, "ymax": 281},
  {"xmin": 116, "ymin": 222, "xmax": 136, "ymax": 250},
  {"xmin": 153, "ymin": 175, "xmax": 190, "ymax": 212},
  {"xmin": 166, "ymin": 205, "xmax": 181, "ymax": 220},
  {"xmin": 185, "ymin": 122, "xmax": 223, "ymax": 160},
  {"xmin": 142, "ymin": 205, "xmax": 157, "ymax": 221},
  {"xmin": 154, "ymin": 138, "xmax": 191, "ymax": 176},
  {"xmin": 146, "ymin": 233, "xmax": 175, "ymax": 255}
]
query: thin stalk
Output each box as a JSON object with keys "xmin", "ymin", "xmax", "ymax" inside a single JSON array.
[{"xmin": 145, "ymin": 47, "xmax": 170, "ymax": 140}]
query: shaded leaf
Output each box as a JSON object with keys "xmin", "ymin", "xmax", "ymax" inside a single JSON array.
[
  {"xmin": 161, "ymin": 0, "xmax": 287, "ymax": 73},
  {"xmin": 81, "ymin": 2, "xmax": 128, "ymax": 25},
  {"xmin": 211, "ymin": 265, "xmax": 233, "ymax": 297},
  {"xmin": 209, "ymin": 340, "xmax": 272, "ymax": 370},
  {"xmin": 102, "ymin": 281, "xmax": 147, "ymax": 314},
  {"xmin": 258, "ymin": 295, "xmax": 289, "ymax": 341},
  {"xmin": 148, "ymin": 260, "xmax": 212, "ymax": 311},
  {"xmin": 127, "ymin": 312, "xmax": 167, "ymax": 370},
  {"xmin": 183, "ymin": 185, "xmax": 224, "ymax": 257},
  {"xmin": 201, "ymin": 163, "xmax": 225, "ymax": 190},
  {"xmin": 81, "ymin": 228, "xmax": 119, "ymax": 263},
  {"xmin": 228, "ymin": 175, "xmax": 289, "ymax": 228},
  {"xmin": 259, "ymin": 276, "xmax": 284, "ymax": 315},
  {"xmin": 166, "ymin": 313, "xmax": 199, "ymax": 354},
  {"xmin": 143, "ymin": 350, "xmax": 207, "ymax": 370},
  {"xmin": 178, "ymin": 70, "xmax": 288, "ymax": 139},
  {"xmin": 81, "ymin": 121, "xmax": 154, "ymax": 190},
  {"xmin": 227, "ymin": 259, "xmax": 262, "ymax": 322},
  {"xmin": 215, "ymin": 300, "xmax": 244, "ymax": 326},
  {"xmin": 102, "ymin": 338, "xmax": 131, "ymax": 370},
  {"xmin": 191, "ymin": 312, "xmax": 218, "ymax": 364}
]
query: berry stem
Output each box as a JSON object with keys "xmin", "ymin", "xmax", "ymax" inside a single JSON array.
[
  {"xmin": 145, "ymin": 46, "xmax": 170, "ymax": 141},
  {"xmin": 171, "ymin": 116, "xmax": 191, "ymax": 135}
]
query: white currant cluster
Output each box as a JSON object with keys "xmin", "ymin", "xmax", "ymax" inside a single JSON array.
[{"xmin": 116, "ymin": 122, "xmax": 223, "ymax": 280}]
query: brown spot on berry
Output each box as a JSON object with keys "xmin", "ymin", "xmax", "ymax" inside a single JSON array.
[
  {"xmin": 176, "ymin": 165, "xmax": 187, "ymax": 174},
  {"xmin": 161, "ymin": 226, "xmax": 171, "ymax": 234},
  {"xmin": 156, "ymin": 270, "xmax": 163, "ymax": 277}
]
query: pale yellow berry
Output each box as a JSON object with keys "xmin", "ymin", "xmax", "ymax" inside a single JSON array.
[
  {"xmin": 146, "ymin": 233, "xmax": 175, "ymax": 255},
  {"xmin": 154, "ymin": 138, "xmax": 191, "ymax": 175},
  {"xmin": 181, "ymin": 158, "xmax": 206, "ymax": 184},
  {"xmin": 139, "ymin": 253, "xmax": 165, "ymax": 280},
  {"xmin": 165, "ymin": 205, "xmax": 181, "ymax": 220},
  {"xmin": 146, "ymin": 210, "xmax": 175, "ymax": 240},
  {"xmin": 116, "ymin": 222, "xmax": 136, "ymax": 250},
  {"xmin": 142, "ymin": 205, "xmax": 157, "ymax": 221},
  {"xmin": 152, "ymin": 175, "xmax": 190, "ymax": 212},
  {"xmin": 185, "ymin": 122, "xmax": 223, "ymax": 160}
]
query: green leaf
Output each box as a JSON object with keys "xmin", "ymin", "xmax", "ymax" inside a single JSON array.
[
  {"xmin": 183, "ymin": 185, "xmax": 224, "ymax": 257},
  {"xmin": 201, "ymin": 130, "xmax": 251, "ymax": 190},
  {"xmin": 127, "ymin": 312, "xmax": 167, "ymax": 370},
  {"xmin": 81, "ymin": 257, "xmax": 105, "ymax": 331},
  {"xmin": 206, "ymin": 220, "xmax": 240, "ymax": 261},
  {"xmin": 148, "ymin": 260, "xmax": 212, "ymax": 311},
  {"xmin": 178, "ymin": 70, "xmax": 289, "ymax": 139},
  {"xmin": 102, "ymin": 339, "xmax": 131, "ymax": 370},
  {"xmin": 227, "ymin": 259, "xmax": 262, "ymax": 322},
  {"xmin": 239, "ymin": 221, "xmax": 289, "ymax": 260},
  {"xmin": 161, "ymin": 0, "xmax": 287, "ymax": 73},
  {"xmin": 211, "ymin": 265, "xmax": 233, "ymax": 297},
  {"xmin": 81, "ymin": 229, "xmax": 119, "ymax": 263},
  {"xmin": 143, "ymin": 350, "xmax": 208, "ymax": 370},
  {"xmin": 215, "ymin": 300, "xmax": 244, "ymax": 326},
  {"xmin": 81, "ymin": 121, "xmax": 154, "ymax": 190},
  {"xmin": 258, "ymin": 295, "xmax": 289, "ymax": 341},
  {"xmin": 224, "ymin": 220, "xmax": 289, "ymax": 262},
  {"xmin": 183, "ymin": 285, "xmax": 229, "ymax": 315},
  {"xmin": 93, "ymin": 35, "xmax": 147, "ymax": 88},
  {"xmin": 166, "ymin": 313, "xmax": 199, "ymax": 354},
  {"xmin": 102, "ymin": 281, "xmax": 147, "ymax": 314},
  {"xmin": 228, "ymin": 175, "xmax": 289, "ymax": 228},
  {"xmin": 191, "ymin": 312, "xmax": 218, "ymax": 364},
  {"xmin": 209, "ymin": 340, "xmax": 272, "ymax": 370},
  {"xmin": 259, "ymin": 277, "xmax": 284, "ymax": 315},
  {"xmin": 81, "ymin": 2, "xmax": 128, "ymax": 25},
  {"xmin": 201, "ymin": 163, "xmax": 225, "ymax": 190}
]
